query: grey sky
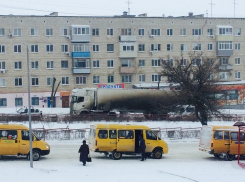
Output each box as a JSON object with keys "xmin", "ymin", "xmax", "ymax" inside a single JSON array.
[{"xmin": 0, "ymin": 0, "xmax": 243, "ymax": 17}]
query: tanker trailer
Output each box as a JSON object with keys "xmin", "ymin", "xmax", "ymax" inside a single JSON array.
[{"xmin": 70, "ymin": 88, "xmax": 171, "ymax": 115}]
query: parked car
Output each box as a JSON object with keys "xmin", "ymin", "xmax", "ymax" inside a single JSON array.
[{"xmin": 17, "ymin": 107, "xmax": 40, "ymax": 115}]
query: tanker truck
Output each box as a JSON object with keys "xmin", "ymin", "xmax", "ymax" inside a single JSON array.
[{"xmin": 70, "ymin": 88, "xmax": 171, "ymax": 115}]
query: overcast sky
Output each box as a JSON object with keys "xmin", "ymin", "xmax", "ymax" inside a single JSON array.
[{"xmin": 0, "ymin": 0, "xmax": 243, "ymax": 18}]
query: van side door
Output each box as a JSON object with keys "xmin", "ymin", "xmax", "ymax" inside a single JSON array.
[
  {"xmin": 0, "ymin": 129, "xmax": 19, "ymax": 155},
  {"xmin": 213, "ymin": 131, "xmax": 228, "ymax": 154},
  {"xmin": 144, "ymin": 130, "xmax": 158, "ymax": 153},
  {"xmin": 117, "ymin": 130, "xmax": 135, "ymax": 152},
  {"xmin": 19, "ymin": 130, "xmax": 34, "ymax": 155},
  {"xmin": 230, "ymin": 132, "xmax": 245, "ymax": 155}
]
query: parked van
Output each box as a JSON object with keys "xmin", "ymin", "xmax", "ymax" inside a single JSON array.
[
  {"xmin": 199, "ymin": 125, "xmax": 245, "ymax": 161},
  {"xmin": 0, "ymin": 124, "xmax": 50, "ymax": 161},
  {"xmin": 88, "ymin": 124, "xmax": 168, "ymax": 160}
]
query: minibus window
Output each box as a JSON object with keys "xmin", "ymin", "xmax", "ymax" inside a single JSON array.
[
  {"xmin": 118, "ymin": 130, "xmax": 134, "ymax": 139},
  {"xmin": 231, "ymin": 132, "xmax": 245, "ymax": 141},
  {"xmin": 98, "ymin": 130, "xmax": 108, "ymax": 139},
  {"xmin": 109, "ymin": 130, "xmax": 117, "ymax": 139},
  {"xmin": 224, "ymin": 132, "xmax": 230, "ymax": 140},
  {"xmin": 22, "ymin": 131, "xmax": 34, "ymax": 141},
  {"xmin": 146, "ymin": 130, "xmax": 157, "ymax": 140},
  {"xmin": 214, "ymin": 131, "xmax": 223, "ymax": 140},
  {"xmin": 0, "ymin": 130, "xmax": 17, "ymax": 140}
]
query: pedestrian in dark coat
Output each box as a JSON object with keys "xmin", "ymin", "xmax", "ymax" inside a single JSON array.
[
  {"xmin": 138, "ymin": 136, "xmax": 146, "ymax": 161},
  {"xmin": 78, "ymin": 140, "xmax": 89, "ymax": 166}
]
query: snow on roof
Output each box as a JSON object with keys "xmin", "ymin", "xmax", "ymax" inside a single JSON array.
[
  {"xmin": 133, "ymin": 83, "xmax": 178, "ymax": 88},
  {"xmin": 216, "ymin": 80, "xmax": 245, "ymax": 85}
]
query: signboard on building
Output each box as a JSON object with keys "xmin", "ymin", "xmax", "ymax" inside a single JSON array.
[{"xmin": 98, "ymin": 84, "xmax": 124, "ymax": 89}]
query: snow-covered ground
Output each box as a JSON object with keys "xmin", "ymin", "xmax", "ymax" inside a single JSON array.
[{"xmin": 1, "ymin": 108, "xmax": 245, "ymax": 182}]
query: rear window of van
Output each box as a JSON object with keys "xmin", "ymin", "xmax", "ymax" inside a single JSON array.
[{"xmin": 98, "ymin": 130, "xmax": 108, "ymax": 139}]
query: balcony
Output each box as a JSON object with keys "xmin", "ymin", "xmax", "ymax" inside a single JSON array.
[
  {"xmin": 119, "ymin": 67, "xmax": 136, "ymax": 74},
  {"xmin": 119, "ymin": 35, "xmax": 137, "ymax": 42},
  {"xmin": 218, "ymin": 64, "xmax": 233, "ymax": 70},
  {"xmin": 71, "ymin": 25, "xmax": 91, "ymax": 42},
  {"xmin": 72, "ymin": 68, "xmax": 91, "ymax": 74},
  {"xmin": 216, "ymin": 49, "xmax": 233, "ymax": 57},
  {"xmin": 72, "ymin": 52, "xmax": 90, "ymax": 58}
]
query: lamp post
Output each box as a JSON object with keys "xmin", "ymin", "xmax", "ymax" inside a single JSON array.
[{"xmin": 23, "ymin": 42, "xmax": 33, "ymax": 168}]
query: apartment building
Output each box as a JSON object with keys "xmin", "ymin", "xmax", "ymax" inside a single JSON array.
[{"xmin": 0, "ymin": 12, "xmax": 244, "ymax": 108}]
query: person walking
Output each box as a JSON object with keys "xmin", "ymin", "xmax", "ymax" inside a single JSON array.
[
  {"xmin": 78, "ymin": 140, "xmax": 90, "ymax": 166},
  {"xmin": 138, "ymin": 136, "xmax": 146, "ymax": 161}
]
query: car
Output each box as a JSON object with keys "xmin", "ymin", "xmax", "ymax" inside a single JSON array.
[{"xmin": 17, "ymin": 107, "xmax": 40, "ymax": 115}]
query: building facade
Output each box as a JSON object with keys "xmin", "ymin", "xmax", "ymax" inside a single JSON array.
[{"xmin": 0, "ymin": 12, "xmax": 245, "ymax": 108}]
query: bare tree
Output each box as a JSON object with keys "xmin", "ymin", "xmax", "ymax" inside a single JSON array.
[{"xmin": 161, "ymin": 52, "xmax": 224, "ymax": 125}]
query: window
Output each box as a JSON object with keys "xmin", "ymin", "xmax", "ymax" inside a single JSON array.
[
  {"xmin": 108, "ymin": 75, "xmax": 114, "ymax": 83},
  {"xmin": 151, "ymin": 44, "xmax": 161, "ymax": 51},
  {"xmin": 123, "ymin": 45, "xmax": 134, "ymax": 51},
  {"xmin": 235, "ymin": 28, "xmax": 241, "ymax": 36},
  {"xmin": 0, "ymin": 98, "xmax": 7, "ymax": 106},
  {"xmin": 46, "ymin": 44, "xmax": 54, "ymax": 53},
  {"xmin": 138, "ymin": 28, "xmax": 145, "ymax": 36},
  {"xmin": 73, "ymin": 43, "xmax": 90, "ymax": 52},
  {"xmin": 22, "ymin": 131, "xmax": 34, "ymax": 141},
  {"xmin": 224, "ymin": 132, "xmax": 230, "ymax": 140},
  {"xmin": 31, "ymin": 61, "xmax": 38, "ymax": 69},
  {"xmin": 151, "ymin": 28, "xmax": 161, "ymax": 36},
  {"xmin": 31, "ymin": 28, "xmax": 38, "ymax": 36},
  {"xmin": 219, "ymin": 72, "xmax": 229, "ymax": 80},
  {"xmin": 139, "ymin": 74, "xmax": 145, "ymax": 82},
  {"xmin": 118, "ymin": 130, "xmax": 134, "ymax": 139},
  {"xmin": 107, "ymin": 60, "xmax": 114, "ymax": 68},
  {"xmin": 47, "ymin": 61, "xmax": 54, "ymax": 69},
  {"xmin": 122, "ymin": 75, "xmax": 132, "ymax": 83},
  {"xmin": 92, "ymin": 28, "xmax": 99, "ymax": 36},
  {"xmin": 192, "ymin": 59, "xmax": 202, "ymax": 66},
  {"xmin": 93, "ymin": 76, "xmax": 100, "ymax": 84},
  {"xmin": 31, "ymin": 77, "xmax": 39, "ymax": 86},
  {"xmin": 165, "ymin": 59, "xmax": 174, "ymax": 66},
  {"xmin": 167, "ymin": 44, "xmax": 173, "ymax": 51},
  {"xmin": 180, "ymin": 59, "xmax": 187, "ymax": 66},
  {"xmin": 61, "ymin": 45, "xmax": 68, "ymax": 52},
  {"xmin": 60, "ymin": 28, "xmax": 68, "ymax": 36},
  {"xmin": 180, "ymin": 44, "xmax": 187, "ymax": 51},
  {"xmin": 219, "ymin": 27, "xmax": 232, "ymax": 35},
  {"xmin": 73, "ymin": 58, "xmax": 90, "ymax": 68},
  {"xmin": 167, "ymin": 28, "xmax": 173, "ymax": 36},
  {"xmin": 76, "ymin": 76, "xmax": 87, "ymax": 85},
  {"xmin": 235, "ymin": 58, "xmax": 241, "ymax": 65},
  {"xmin": 31, "ymin": 45, "xmax": 38, "ymax": 53},
  {"xmin": 93, "ymin": 60, "xmax": 100, "ymax": 68},
  {"xmin": 98, "ymin": 130, "xmax": 108, "ymax": 139},
  {"xmin": 214, "ymin": 131, "xmax": 223, "ymax": 140},
  {"xmin": 121, "ymin": 59, "xmax": 132, "ymax": 67},
  {"xmin": 207, "ymin": 43, "xmax": 213, "ymax": 51},
  {"xmin": 14, "ymin": 45, "xmax": 21, "ymax": 53},
  {"xmin": 107, "ymin": 28, "xmax": 113, "ymax": 36},
  {"xmin": 0, "ymin": 28, "xmax": 5, "ymax": 36},
  {"xmin": 235, "ymin": 71, "xmax": 241, "ymax": 79},
  {"xmin": 146, "ymin": 130, "xmax": 157, "ymax": 140},
  {"xmin": 231, "ymin": 132, "xmax": 245, "ymax": 141},
  {"xmin": 31, "ymin": 97, "xmax": 39, "ymax": 105},
  {"xmin": 0, "ymin": 78, "xmax": 6, "ymax": 87},
  {"xmin": 207, "ymin": 29, "xmax": 213, "ymax": 36},
  {"xmin": 93, "ymin": 45, "xmax": 100, "ymax": 52},
  {"xmin": 109, "ymin": 130, "xmax": 117, "ymax": 139},
  {"xmin": 107, "ymin": 44, "xmax": 114, "ymax": 52},
  {"xmin": 152, "ymin": 59, "xmax": 161, "ymax": 67},
  {"xmin": 15, "ymin": 77, "xmax": 22, "ymax": 86},
  {"xmin": 192, "ymin": 43, "xmax": 202, "ymax": 51},
  {"xmin": 138, "ymin": 44, "xmax": 145, "ymax": 52},
  {"xmin": 0, "ymin": 45, "xmax": 5, "ymax": 53},
  {"xmin": 47, "ymin": 77, "xmax": 55, "ymax": 86},
  {"xmin": 14, "ymin": 61, "xmax": 22, "ymax": 70},
  {"xmin": 121, "ymin": 28, "xmax": 131, "ymax": 35},
  {"xmin": 152, "ymin": 74, "xmax": 161, "ymax": 82},
  {"xmin": 192, "ymin": 29, "xmax": 201, "ymax": 36},
  {"xmin": 73, "ymin": 27, "xmax": 90, "ymax": 35},
  {"xmin": 139, "ymin": 59, "xmax": 145, "ymax": 67},
  {"xmin": 180, "ymin": 28, "xmax": 186, "ymax": 36},
  {"xmin": 0, "ymin": 130, "xmax": 17, "ymax": 139},
  {"xmin": 13, "ymin": 28, "xmax": 21, "ymax": 36},
  {"xmin": 46, "ymin": 28, "xmax": 53, "ymax": 36},
  {"xmin": 218, "ymin": 41, "xmax": 233, "ymax": 50},
  {"xmin": 62, "ymin": 77, "xmax": 69, "ymax": 85},
  {"xmin": 60, "ymin": 60, "xmax": 68, "ymax": 68},
  {"xmin": 0, "ymin": 61, "xmax": 5, "ymax": 69},
  {"xmin": 219, "ymin": 57, "xmax": 229, "ymax": 65},
  {"xmin": 235, "ymin": 43, "xmax": 241, "ymax": 50},
  {"xmin": 15, "ymin": 98, "xmax": 23, "ymax": 106}
]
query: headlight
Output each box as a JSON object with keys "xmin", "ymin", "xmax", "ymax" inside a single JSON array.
[{"xmin": 46, "ymin": 144, "xmax": 49, "ymax": 149}]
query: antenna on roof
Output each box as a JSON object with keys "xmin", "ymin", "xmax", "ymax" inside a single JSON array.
[
  {"xmin": 209, "ymin": 0, "xmax": 215, "ymax": 17},
  {"xmin": 126, "ymin": 0, "xmax": 132, "ymax": 15},
  {"xmin": 233, "ymin": 0, "xmax": 236, "ymax": 17}
]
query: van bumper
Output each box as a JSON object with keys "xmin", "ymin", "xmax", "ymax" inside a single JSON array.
[{"xmin": 41, "ymin": 150, "xmax": 50, "ymax": 156}]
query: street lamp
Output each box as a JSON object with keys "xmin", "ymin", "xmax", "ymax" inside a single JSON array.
[{"xmin": 22, "ymin": 42, "xmax": 33, "ymax": 168}]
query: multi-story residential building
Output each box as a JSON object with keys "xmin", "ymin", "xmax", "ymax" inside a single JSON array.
[{"xmin": 0, "ymin": 12, "xmax": 245, "ymax": 108}]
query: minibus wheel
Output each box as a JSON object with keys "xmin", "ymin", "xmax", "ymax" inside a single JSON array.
[
  {"xmin": 153, "ymin": 149, "xmax": 162, "ymax": 159},
  {"xmin": 112, "ymin": 150, "xmax": 122, "ymax": 160},
  {"xmin": 27, "ymin": 150, "xmax": 41, "ymax": 161},
  {"xmin": 225, "ymin": 152, "xmax": 235, "ymax": 161}
]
